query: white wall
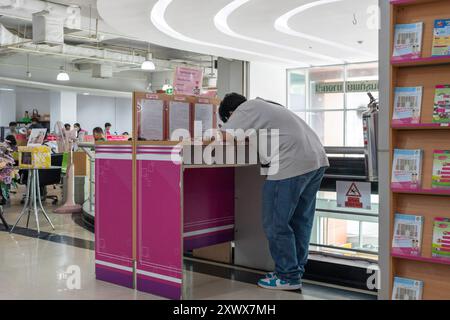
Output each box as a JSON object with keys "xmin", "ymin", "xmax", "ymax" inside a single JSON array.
[
  {"xmin": 77, "ymin": 95, "xmax": 132, "ymax": 134},
  {"xmin": 249, "ymin": 61, "xmax": 287, "ymax": 106},
  {"xmin": 15, "ymin": 88, "xmax": 51, "ymax": 120},
  {"xmin": 217, "ymin": 58, "xmax": 245, "ymax": 98},
  {"xmin": 0, "ymin": 90, "xmax": 16, "ymax": 126},
  {"xmin": 60, "ymin": 91, "xmax": 78, "ymax": 125}
]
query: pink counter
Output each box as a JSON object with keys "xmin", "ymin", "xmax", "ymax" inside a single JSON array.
[
  {"xmin": 95, "ymin": 142, "xmax": 244, "ymax": 299},
  {"xmin": 95, "ymin": 144, "xmax": 133, "ymax": 288}
]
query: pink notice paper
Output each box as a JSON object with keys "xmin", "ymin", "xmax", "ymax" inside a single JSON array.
[
  {"xmin": 136, "ymin": 145, "xmax": 183, "ymax": 300},
  {"xmin": 173, "ymin": 66, "xmax": 203, "ymax": 96},
  {"xmin": 183, "ymin": 168, "xmax": 235, "ymax": 250},
  {"xmin": 391, "ymin": 53, "xmax": 421, "ymax": 62},
  {"xmin": 95, "ymin": 144, "xmax": 133, "ymax": 288},
  {"xmin": 392, "ymin": 246, "xmax": 420, "ymax": 256}
]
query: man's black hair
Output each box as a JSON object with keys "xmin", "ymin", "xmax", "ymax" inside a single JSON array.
[
  {"xmin": 219, "ymin": 93, "xmax": 247, "ymax": 123},
  {"xmin": 9, "ymin": 122, "xmax": 17, "ymax": 127},
  {"xmin": 93, "ymin": 127, "xmax": 104, "ymax": 134},
  {"xmin": 105, "ymin": 122, "xmax": 112, "ymax": 128}
]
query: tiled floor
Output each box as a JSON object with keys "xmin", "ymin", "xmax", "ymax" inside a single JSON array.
[{"xmin": 0, "ymin": 187, "xmax": 375, "ymax": 300}]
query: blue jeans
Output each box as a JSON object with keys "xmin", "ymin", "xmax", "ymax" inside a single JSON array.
[{"xmin": 262, "ymin": 167, "xmax": 326, "ymax": 282}]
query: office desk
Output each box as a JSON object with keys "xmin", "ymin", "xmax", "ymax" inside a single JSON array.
[{"xmin": 95, "ymin": 141, "xmax": 269, "ymax": 299}]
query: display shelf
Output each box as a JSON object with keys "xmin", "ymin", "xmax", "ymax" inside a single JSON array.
[
  {"xmin": 389, "ymin": 0, "xmax": 450, "ymax": 300},
  {"xmin": 392, "ymin": 253, "xmax": 450, "ymax": 266},
  {"xmin": 391, "ymin": 187, "xmax": 450, "ymax": 196},
  {"xmin": 391, "ymin": 123, "xmax": 450, "ymax": 130},
  {"xmin": 391, "ymin": 56, "xmax": 450, "ymax": 67}
]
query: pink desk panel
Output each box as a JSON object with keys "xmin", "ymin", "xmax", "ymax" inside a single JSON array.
[
  {"xmin": 183, "ymin": 168, "xmax": 235, "ymax": 250},
  {"xmin": 136, "ymin": 145, "xmax": 183, "ymax": 300},
  {"xmin": 95, "ymin": 144, "xmax": 133, "ymax": 288}
]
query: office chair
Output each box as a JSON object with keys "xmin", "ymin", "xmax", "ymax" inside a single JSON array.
[
  {"xmin": 19, "ymin": 153, "xmax": 63, "ymax": 205},
  {"xmin": 0, "ymin": 206, "xmax": 8, "ymax": 230}
]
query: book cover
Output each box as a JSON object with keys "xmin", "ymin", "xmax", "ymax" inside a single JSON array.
[
  {"xmin": 432, "ymin": 19, "xmax": 450, "ymax": 56},
  {"xmin": 432, "ymin": 217, "xmax": 450, "ymax": 260},
  {"xmin": 392, "ymin": 214, "xmax": 424, "ymax": 256},
  {"xmin": 432, "ymin": 150, "xmax": 450, "ymax": 189},
  {"xmin": 391, "ymin": 149, "xmax": 423, "ymax": 189},
  {"xmin": 433, "ymin": 85, "xmax": 450, "ymax": 123},
  {"xmin": 392, "ymin": 22, "xmax": 423, "ymax": 60},
  {"xmin": 392, "ymin": 87, "xmax": 423, "ymax": 125},
  {"xmin": 392, "ymin": 277, "xmax": 423, "ymax": 300}
]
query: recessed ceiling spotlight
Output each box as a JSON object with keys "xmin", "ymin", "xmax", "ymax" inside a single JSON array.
[{"xmin": 82, "ymin": 92, "xmax": 90, "ymax": 95}]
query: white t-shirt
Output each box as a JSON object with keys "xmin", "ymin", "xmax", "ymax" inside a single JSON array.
[{"xmin": 222, "ymin": 98, "xmax": 329, "ymax": 180}]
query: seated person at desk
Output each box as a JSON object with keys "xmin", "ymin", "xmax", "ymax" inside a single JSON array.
[
  {"xmin": 104, "ymin": 123, "xmax": 112, "ymax": 136},
  {"xmin": 4, "ymin": 135, "xmax": 18, "ymax": 153},
  {"xmin": 27, "ymin": 118, "xmax": 43, "ymax": 135},
  {"xmin": 219, "ymin": 93, "xmax": 329, "ymax": 291},
  {"xmin": 93, "ymin": 127, "xmax": 106, "ymax": 142},
  {"xmin": 9, "ymin": 122, "xmax": 18, "ymax": 135},
  {"xmin": 74, "ymin": 123, "xmax": 87, "ymax": 138}
]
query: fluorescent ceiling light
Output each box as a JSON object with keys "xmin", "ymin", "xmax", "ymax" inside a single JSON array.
[
  {"xmin": 57, "ymin": 66, "xmax": 70, "ymax": 81},
  {"xmin": 274, "ymin": 0, "xmax": 375, "ymax": 60},
  {"xmin": 0, "ymin": 88, "xmax": 14, "ymax": 91},
  {"xmin": 151, "ymin": 0, "xmax": 307, "ymax": 66},
  {"xmin": 214, "ymin": 0, "xmax": 343, "ymax": 64},
  {"xmin": 141, "ymin": 53, "xmax": 156, "ymax": 70}
]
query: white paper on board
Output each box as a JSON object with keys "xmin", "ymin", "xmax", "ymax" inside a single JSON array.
[
  {"xmin": 195, "ymin": 104, "xmax": 213, "ymax": 133},
  {"xmin": 169, "ymin": 101, "xmax": 190, "ymax": 139},
  {"xmin": 140, "ymin": 99, "xmax": 164, "ymax": 140}
]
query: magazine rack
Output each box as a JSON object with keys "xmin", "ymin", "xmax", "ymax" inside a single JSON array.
[{"xmin": 390, "ymin": 0, "xmax": 450, "ymax": 299}]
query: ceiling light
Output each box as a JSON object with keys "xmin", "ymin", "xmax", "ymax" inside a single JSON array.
[
  {"xmin": 82, "ymin": 92, "xmax": 90, "ymax": 95},
  {"xmin": 150, "ymin": 0, "xmax": 304, "ymax": 66},
  {"xmin": 57, "ymin": 66, "xmax": 70, "ymax": 81},
  {"xmin": 214, "ymin": 0, "xmax": 340, "ymax": 64},
  {"xmin": 0, "ymin": 88, "xmax": 14, "ymax": 92},
  {"xmin": 141, "ymin": 53, "xmax": 156, "ymax": 71}
]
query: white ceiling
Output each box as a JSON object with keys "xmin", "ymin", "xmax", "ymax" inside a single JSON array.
[{"xmin": 96, "ymin": 0, "xmax": 378, "ymax": 68}]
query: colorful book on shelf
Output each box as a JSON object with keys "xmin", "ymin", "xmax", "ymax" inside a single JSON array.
[
  {"xmin": 432, "ymin": 217, "xmax": 450, "ymax": 260},
  {"xmin": 392, "ymin": 214, "xmax": 424, "ymax": 256},
  {"xmin": 392, "ymin": 277, "xmax": 423, "ymax": 300},
  {"xmin": 392, "ymin": 22, "xmax": 423, "ymax": 60},
  {"xmin": 392, "ymin": 87, "xmax": 423, "ymax": 125},
  {"xmin": 433, "ymin": 85, "xmax": 450, "ymax": 123},
  {"xmin": 432, "ymin": 19, "xmax": 450, "ymax": 57},
  {"xmin": 432, "ymin": 150, "xmax": 450, "ymax": 189},
  {"xmin": 391, "ymin": 149, "xmax": 423, "ymax": 189}
]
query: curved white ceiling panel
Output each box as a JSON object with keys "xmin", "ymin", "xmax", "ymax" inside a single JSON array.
[{"xmin": 97, "ymin": 0, "xmax": 378, "ymax": 67}]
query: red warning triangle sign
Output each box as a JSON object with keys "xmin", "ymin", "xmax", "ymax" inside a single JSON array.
[{"xmin": 346, "ymin": 183, "xmax": 362, "ymax": 197}]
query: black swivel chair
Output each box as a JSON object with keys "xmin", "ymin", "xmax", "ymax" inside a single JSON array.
[
  {"xmin": 19, "ymin": 153, "xmax": 64, "ymax": 205},
  {"xmin": 0, "ymin": 206, "xmax": 8, "ymax": 230}
]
